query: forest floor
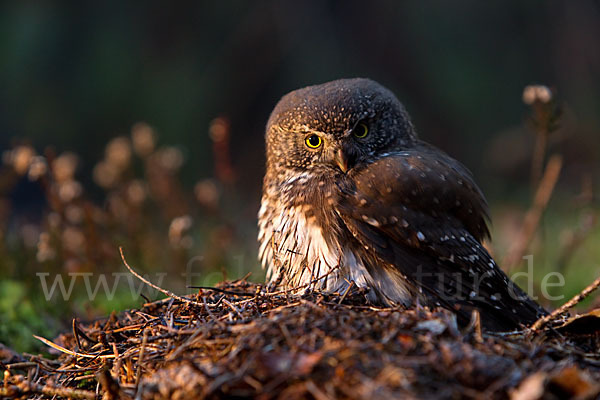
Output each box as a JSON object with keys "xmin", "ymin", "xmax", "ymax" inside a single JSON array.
[{"xmin": 1, "ymin": 275, "xmax": 600, "ymax": 400}]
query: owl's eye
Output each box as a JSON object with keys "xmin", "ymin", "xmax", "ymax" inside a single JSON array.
[
  {"xmin": 305, "ymin": 134, "xmax": 323, "ymax": 149},
  {"xmin": 353, "ymin": 122, "xmax": 369, "ymax": 138}
]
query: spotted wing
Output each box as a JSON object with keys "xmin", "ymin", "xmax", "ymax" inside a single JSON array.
[{"xmin": 336, "ymin": 143, "xmax": 547, "ymax": 330}]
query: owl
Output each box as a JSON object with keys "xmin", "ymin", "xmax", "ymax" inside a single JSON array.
[{"xmin": 258, "ymin": 78, "xmax": 547, "ymax": 331}]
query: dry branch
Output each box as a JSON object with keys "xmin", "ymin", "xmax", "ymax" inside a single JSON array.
[
  {"xmin": 531, "ymin": 273, "xmax": 600, "ymax": 331},
  {"xmin": 119, "ymin": 247, "xmax": 208, "ymax": 308},
  {"xmin": 503, "ymin": 155, "xmax": 563, "ymax": 271}
]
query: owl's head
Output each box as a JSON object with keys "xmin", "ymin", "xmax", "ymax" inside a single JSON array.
[{"xmin": 265, "ymin": 78, "xmax": 417, "ymax": 176}]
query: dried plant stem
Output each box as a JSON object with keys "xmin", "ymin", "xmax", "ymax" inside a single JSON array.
[
  {"xmin": 265, "ymin": 264, "xmax": 342, "ymax": 297},
  {"xmin": 119, "ymin": 247, "xmax": 207, "ymax": 308},
  {"xmin": 95, "ymin": 367, "xmax": 121, "ymax": 400},
  {"xmin": 504, "ymin": 155, "xmax": 562, "ymax": 271},
  {"xmin": 33, "ymin": 335, "xmax": 116, "ymax": 359},
  {"xmin": 134, "ymin": 329, "xmax": 149, "ymax": 395},
  {"xmin": 222, "ymin": 298, "xmax": 244, "ymax": 319},
  {"xmin": 530, "ymin": 130, "xmax": 547, "ymax": 189},
  {"xmin": 531, "ymin": 272, "xmax": 600, "ymax": 331},
  {"xmin": 187, "ymin": 286, "xmax": 255, "ymax": 296},
  {"xmin": 0, "ymin": 381, "xmax": 96, "ymax": 400},
  {"xmin": 466, "ymin": 310, "xmax": 483, "ymax": 343}
]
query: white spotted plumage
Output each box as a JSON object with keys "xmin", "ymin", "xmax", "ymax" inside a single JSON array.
[{"xmin": 259, "ymin": 78, "xmax": 547, "ymax": 331}]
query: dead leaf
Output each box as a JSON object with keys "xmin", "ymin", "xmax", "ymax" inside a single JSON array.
[{"xmin": 555, "ymin": 309, "xmax": 600, "ymax": 335}]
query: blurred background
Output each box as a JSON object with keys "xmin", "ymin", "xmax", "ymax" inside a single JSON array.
[{"xmin": 1, "ymin": 1, "xmax": 599, "ymax": 351}]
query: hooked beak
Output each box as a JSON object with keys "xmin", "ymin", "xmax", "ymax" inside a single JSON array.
[{"xmin": 334, "ymin": 148, "xmax": 349, "ymax": 173}]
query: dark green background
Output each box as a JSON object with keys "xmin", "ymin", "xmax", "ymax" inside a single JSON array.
[{"xmin": 2, "ymin": 1, "xmax": 599, "ymax": 199}]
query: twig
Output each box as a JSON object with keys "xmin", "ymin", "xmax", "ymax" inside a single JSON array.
[
  {"xmin": 2, "ymin": 362, "xmax": 38, "ymax": 370},
  {"xmin": 530, "ymin": 127, "xmax": 547, "ymax": 190},
  {"xmin": 0, "ymin": 381, "xmax": 96, "ymax": 400},
  {"xmin": 231, "ymin": 271, "xmax": 253, "ymax": 283},
  {"xmin": 33, "ymin": 335, "xmax": 116, "ymax": 359},
  {"xmin": 523, "ymin": 84, "xmax": 560, "ymax": 189},
  {"xmin": 338, "ymin": 280, "xmax": 355, "ymax": 304},
  {"xmin": 166, "ymin": 326, "xmax": 205, "ymax": 361},
  {"xmin": 504, "ymin": 155, "xmax": 562, "ymax": 271},
  {"xmin": 111, "ymin": 342, "xmax": 121, "ymax": 380},
  {"xmin": 531, "ymin": 272, "xmax": 600, "ymax": 331},
  {"xmin": 222, "ymin": 298, "xmax": 244, "ymax": 319},
  {"xmin": 72, "ymin": 319, "xmax": 82, "ymax": 351},
  {"xmin": 187, "ymin": 286, "xmax": 255, "ymax": 296},
  {"xmin": 73, "ymin": 319, "xmax": 97, "ymax": 344},
  {"xmin": 134, "ymin": 329, "xmax": 149, "ymax": 395},
  {"xmin": 465, "ymin": 309, "xmax": 483, "ymax": 343},
  {"xmin": 264, "ymin": 264, "xmax": 342, "ymax": 297},
  {"xmin": 203, "ymin": 296, "xmax": 226, "ymax": 329},
  {"xmin": 119, "ymin": 247, "xmax": 208, "ymax": 308},
  {"xmin": 96, "ymin": 366, "xmax": 121, "ymax": 400}
]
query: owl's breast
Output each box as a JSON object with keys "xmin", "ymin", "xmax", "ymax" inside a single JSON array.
[
  {"xmin": 258, "ymin": 173, "xmax": 413, "ymax": 305},
  {"xmin": 258, "ymin": 192, "xmax": 349, "ymax": 291}
]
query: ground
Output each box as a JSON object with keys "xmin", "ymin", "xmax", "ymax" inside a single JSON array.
[{"xmin": 1, "ymin": 279, "xmax": 599, "ymax": 400}]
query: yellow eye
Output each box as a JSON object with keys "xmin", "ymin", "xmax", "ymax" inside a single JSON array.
[
  {"xmin": 353, "ymin": 122, "xmax": 369, "ymax": 138},
  {"xmin": 305, "ymin": 134, "xmax": 323, "ymax": 149}
]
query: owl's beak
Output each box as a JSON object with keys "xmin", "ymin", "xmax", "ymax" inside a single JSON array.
[{"xmin": 334, "ymin": 148, "xmax": 349, "ymax": 173}]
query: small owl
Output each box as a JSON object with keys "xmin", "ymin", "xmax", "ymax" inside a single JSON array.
[{"xmin": 258, "ymin": 78, "xmax": 547, "ymax": 331}]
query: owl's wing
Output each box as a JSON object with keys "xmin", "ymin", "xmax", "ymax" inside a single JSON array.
[{"xmin": 336, "ymin": 143, "xmax": 547, "ymax": 330}]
